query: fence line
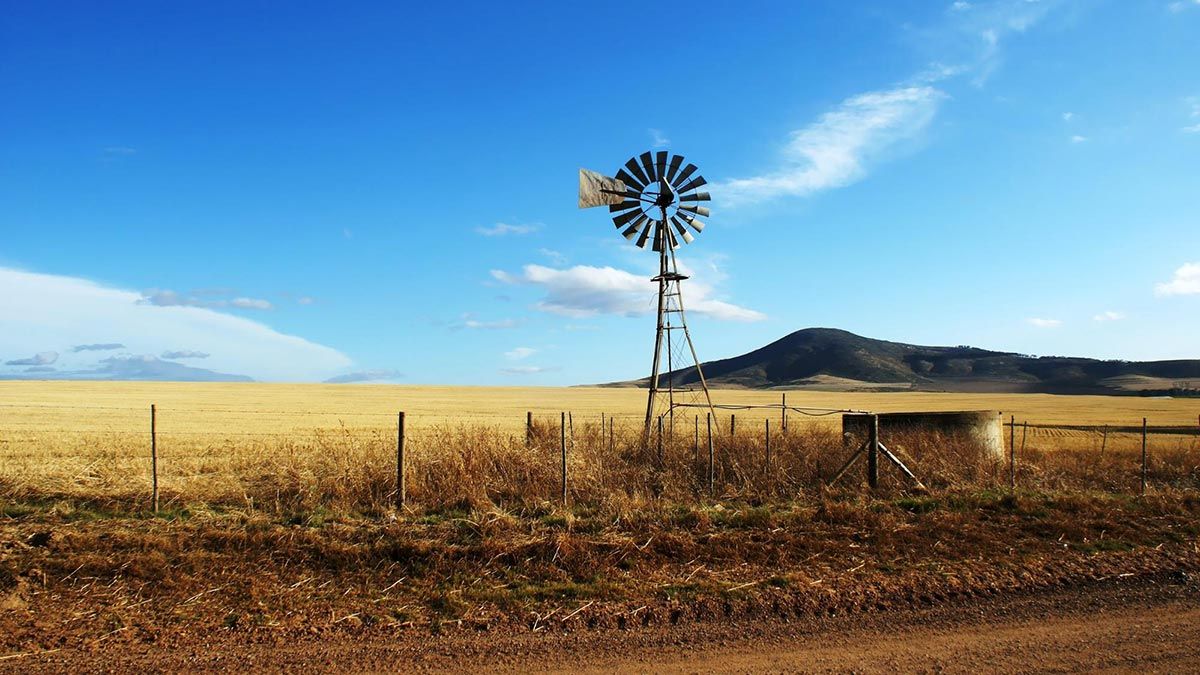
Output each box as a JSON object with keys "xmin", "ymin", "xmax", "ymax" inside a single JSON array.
[{"xmin": 2, "ymin": 404, "xmax": 1198, "ymax": 513}]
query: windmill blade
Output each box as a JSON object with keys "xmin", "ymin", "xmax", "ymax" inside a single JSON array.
[
  {"xmin": 672, "ymin": 163, "xmax": 698, "ymax": 188},
  {"xmin": 680, "ymin": 192, "xmax": 710, "ymax": 202},
  {"xmin": 636, "ymin": 221, "xmax": 654, "ymax": 248},
  {"xmin": 665, "ymin": 155, "xmax": 684, "ymax": 183},
  {"xmin": 608, "ymin": 200, "xmax": 642, "ymax": 213},
  {"xmin": 678, "ymin": 204, "xmax": 710, "ymax": 218},
  {"xmin": 624, "ymin": 158, "xmax": 649, "ymax": 186},
  {"xmin": 612, "ymin": 208, "xmax": 643, "ymax": 228},
  {"xmin": 679, "ymin": 213, "xmax": 706, "ymax": 233},
  {"xmin": 677, "ymin": 176, "xmax": 708, "ymax": 194},
  {"xmin": 615, "ymin": 168, "xmax": 644, "ymax": 191},
  {"xmin": 639, "ymin": 152, "xmax": 657, "ymax": 183},
  {"xmin": 622, "ymin": 214, "xmax": 649, "ymax": 240},
  {"xmin": 670, "ymin": 217, "xmax": 695, "ymax": 244},
  {"xmin": 655, "ymin": 151, "xmax": 668, "ymax": 181},
  {"xmin": 578, "ymin": 168, "xmax": 627, "ymax": 208}
]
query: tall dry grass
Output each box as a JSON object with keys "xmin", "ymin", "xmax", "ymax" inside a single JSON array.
[{"xmin": 2, "ymin": 415, "xmax": 1197, "ymax": 516}]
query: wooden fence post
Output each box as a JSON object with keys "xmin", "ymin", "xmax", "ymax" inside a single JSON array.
[
  {"xmin": 693, "ymin": 415, "xmax": 699, "ymax": 466},
  {"xmin": 396, "ymin": 411, "xmax": 406, "ymax": 509},
  {"xmin": 526, "ymin": 411, "xmax": 532, "ymax": 447},
  {"xmin": 609, "ymin": 416, "xmax": 614, "ymax": 454},
  {"xmin": 730, "ymin": 414, "xmax": 736, "ymax": 437},
  {"xmin": 1009, "ymin": 415, "xmax": 1016, "ymax": 492},
  {"xmin": 781, "ymin": 393, "xmax": 787, "ymax": 433},
  {"xmin": 561, "ymin": 412, "xmax": 568, "ymax": 506},
  {"xmin": 151, "ymin": 404, "xmax": 158, "ymax": 513},
  {"xmin": 1140, "ymin": 417, "xmax": 1148, "ymax": 496},
  {"xmin": 765, "ymin": 418, "xmax": 771, "ymax": 476},
  {"xmin": 707, "ymin": 412, "xmax": 714, "ymax": 496},
  {"xmin": 867, "ymin": 413, "xmax": 879, "ymax": 489}
]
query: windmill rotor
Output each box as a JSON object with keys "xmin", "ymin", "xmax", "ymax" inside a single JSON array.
[{"xmin": 580, "ymin": 152, "xmax": 711, "ymax": 252}]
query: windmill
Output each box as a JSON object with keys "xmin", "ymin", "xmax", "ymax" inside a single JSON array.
[{"xmin": 578, "ymin": 151, "xmax": 717, "ymax": 436}]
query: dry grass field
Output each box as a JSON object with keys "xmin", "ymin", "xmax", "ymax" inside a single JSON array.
[
  {"xmin": 1, "ymin": 381, "xmax": 1199, "ymax": 662},
  {"xmin": 0, "ymin": 380, "xmax": 1196, "ymax": 514}
]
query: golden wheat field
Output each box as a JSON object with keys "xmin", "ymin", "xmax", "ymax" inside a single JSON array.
[{"xmin": 1, "ymin": 381, "xmax": 1197, "ymax": 513}]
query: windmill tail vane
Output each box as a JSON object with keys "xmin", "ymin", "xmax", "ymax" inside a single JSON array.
[{"xmin": 578, "ymin": 151, "xmax": 717, "ymax": 438}]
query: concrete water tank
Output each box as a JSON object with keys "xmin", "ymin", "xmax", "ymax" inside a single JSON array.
[{"xmin": 842, "ymin": 410, "xmax": 1004, "ymax": 461}]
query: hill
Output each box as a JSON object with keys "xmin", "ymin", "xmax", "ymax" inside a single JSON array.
[{"xmin": 614, "ymin": 328, "xmax": 1200, "ymax": 395}]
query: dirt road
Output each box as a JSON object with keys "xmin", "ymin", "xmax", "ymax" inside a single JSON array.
[{"xmin": 8, "ymin": 575, "xmax": 1197, "ymax": 673}]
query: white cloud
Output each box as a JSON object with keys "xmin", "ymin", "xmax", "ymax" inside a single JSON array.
[
  {"xmin": 324, "ymin": 369, "xmax": 403, "ymax": 384},
  {"xmin": 475, "ymin": 222, "xmax": 538, "ymax": 237},
  {"xmin": 714, "ymin": 86, "xmax": 945, "ymax": 206},
  {"xmin": 0, "ymin": 267, "xmax": 351, "ymax": 381},
  {"xmin": 161, "ymin": 350, "xmax": 210, "ymax": 359},
  {"xmin": 140, "ymin": 289, "xmax": 272, "ymax": 310},
  {"xmin": 230, "ymin": 297, "xmax": 272, "ymax": 310},
  {"xmin": 1155, "ymin": 262, "xmax": 1200, "ymax": 296},
  {"xmin": 500, "ymin": 365, "xmax": 560, "ymax": 375},
  {"xmin": 455, "ymin": 314, "xmax": 518, "ymax": 330},
  {"xmin": 950, "ymin": 1, "xmax": 972, "ymax": 10},
  {"xmin": 5, "ymin": 351, "xmax": 58, "ymax": 366},
  {"xmin": 492, "ymin": 264, "xmax": 766, "ymax": 322},
  {"xmin": 1026, "ymin": 317, "xmax": 1063, "ymax": 328},
  {"xmin": 1168, "ymin": 0, "xmax": 1200, "ymax": 13},
  {"xmin": 1092, "ymin": 311, "xmax": 1125, "ymax": 322},
  {"xmin": 504, "ymin": 347, "xmax": 536, "ymax": 360},
  {"xmin": 649, "ymin": 128, "xmax": 670, "ymax": 148},
  {"xmin": 1070, "ymin": 135, "xmax": 1088, "ymax": 143},
  {"xmin": 538, "ymin": 248, "xmax": 568, "ymax": 266},
  {"xmin": 1182, "ymin": 97, "xmax": 1200, "ymax": 133},
  {"xmin": 1062, "ymin": 112, "xmax": 1074, "ymax": 122}
]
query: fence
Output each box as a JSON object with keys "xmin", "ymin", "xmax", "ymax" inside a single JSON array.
[{"xmin": 1, "ymin": 403, "xmax": 1198, "ymax": 514}]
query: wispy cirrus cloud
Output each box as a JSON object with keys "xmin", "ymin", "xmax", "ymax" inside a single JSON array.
[
  {"xmin": 492, "ymin": 264, "xmax": 765, "ymax": 322},
  {"xmin": 475, "ymin": 222, "xmax": 538, "ymax": 237},
  {"xmin": 1168, "ymin": 0, "xmax": 1200, "ymax": 13},
  {"xmin": 714, "ymin": 86, "xmax": 945, "ymax": 207},
  {"xmin": 648, "ymin": 128, "xmax": 670, "ymax": 148},
  {"xmin": 1155, "ymin": 262, "xmax": 1200, "ymax": 296},
  {"xmin": 1092, "ymin": 311, "xmax": 1125, "ymax": 322},
  {"xmin": 1026, "ymin": 317, "xmax": 1063, "ymax": 328}
]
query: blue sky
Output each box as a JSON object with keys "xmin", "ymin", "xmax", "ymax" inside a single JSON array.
[{"xmin": 2, "ymin": 0, "xmax": 1199, "ymax": 384}]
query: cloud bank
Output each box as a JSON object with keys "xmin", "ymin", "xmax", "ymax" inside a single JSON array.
[{"xmin": 0, "ymin": 267, "xmax": 351, "ymax": 381}]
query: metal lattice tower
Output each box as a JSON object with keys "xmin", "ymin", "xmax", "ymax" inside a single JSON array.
[{"xmin": 578, "ymin": 151, "xmax": 717, "ymax": 437}]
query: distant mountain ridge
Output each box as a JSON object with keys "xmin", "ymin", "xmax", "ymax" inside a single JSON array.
[{"xmin": 612, "ymin": 328, "xmax": 1200, "ymax": 395}]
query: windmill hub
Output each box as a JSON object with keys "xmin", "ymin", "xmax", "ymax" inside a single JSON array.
[{"xmin": 653, "ymin": 181, "xmax": 675, "ymax": 208}]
